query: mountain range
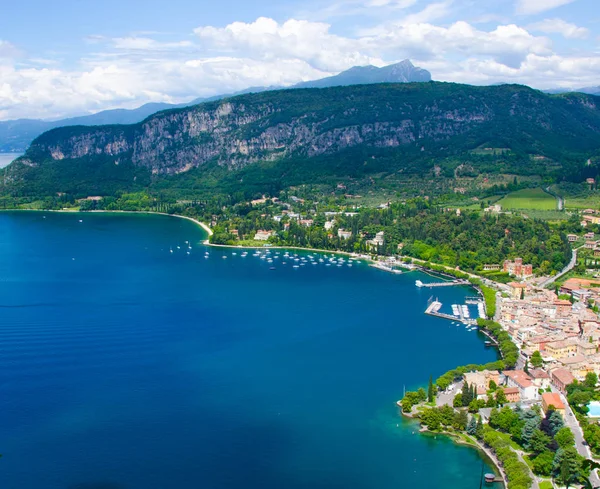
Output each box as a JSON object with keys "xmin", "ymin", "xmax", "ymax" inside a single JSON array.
[
  {"xmin": 5, "ymin": 82, "xmax": 600, "ymax": 199},
  {"xmin": 0, "ymin": 60, "xmax": 431, "ymax": 153}
]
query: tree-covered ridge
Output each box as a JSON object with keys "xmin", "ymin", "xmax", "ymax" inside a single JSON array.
[{"xmin": 3, "ymin": 82, "xmax": 600, "ymax": 199}]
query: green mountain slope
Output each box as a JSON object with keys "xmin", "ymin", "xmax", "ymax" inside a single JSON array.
[{"xmin": 3, "ymin": 82, "xmax": 600, "ymax": 199}]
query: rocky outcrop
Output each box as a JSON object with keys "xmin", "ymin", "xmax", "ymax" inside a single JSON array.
[{"xmin": 19, "ymin": 82, "xmax": 600, "ymax": 178}]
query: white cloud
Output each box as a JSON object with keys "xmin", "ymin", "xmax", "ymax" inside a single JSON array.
[
  {"xmin": 0, "ymin": 5, "xmax": 599, "ymax": 121},
  {"xmin": 195, "ymin": 17, "xmax": 384, "ymax": 72},
  {"xmin": 112, "ymin": 37, "xmax": 193, "ymax": 50},
  {"xmin": 528, "ymin": 18, "xmax": 588, "ymax": 39},
  {"xmin": 515, "ymin": 0, "xmax": 577, "ymax": 16}
]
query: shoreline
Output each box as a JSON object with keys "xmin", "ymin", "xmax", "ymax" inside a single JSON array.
[
  {"xmin": 400, "ymin": 410, "xmax": 507, "ymax": 488},
  {"xmin": 3, "ymin": 206, "xmax": 505, "ymax": 485}
]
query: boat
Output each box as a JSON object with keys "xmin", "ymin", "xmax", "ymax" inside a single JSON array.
[
  {"xmin": 415, "ymin": 280, "xmax": 424, "ymax": 287},
  {"xmin": 269, "ymin": 267, "xmax": 276, "ymax": 270}
]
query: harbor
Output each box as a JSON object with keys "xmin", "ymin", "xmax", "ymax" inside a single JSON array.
[{"xmin": 424, "ymin": 296, "xmax": 480, "ymax": 326}]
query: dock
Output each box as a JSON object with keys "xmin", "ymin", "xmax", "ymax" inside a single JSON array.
[
  {"xmin": 416, "ymin": 279, "xmax": 470, "ymax": 288},
  {"xmin": 424, "ymin": 297, "xmax": 477, "ymax": 325},
  {"xmin": 370, "ymin": 262, "xmax": 403, "ymax": 274}
]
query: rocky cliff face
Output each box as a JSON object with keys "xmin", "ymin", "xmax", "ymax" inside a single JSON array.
[{"xmin": 17, "ymin": 83, "xmax": 600, "ymax": 179}]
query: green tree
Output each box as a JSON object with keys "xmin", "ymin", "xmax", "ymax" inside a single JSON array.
[
  {"xmin": 555, "ymin": 426, "xmax": 576, "ymax": 449},
  {"xmin": 428, "ymin": 375, "xmax": 435, "ymax": 403},
  {"xmin": 554, "ymin": 446, "xmax": 584, "ymax": 487},
  {"xmin": 453, "ymin": 393, "xmax": 463, "ymax": 408},
  {"xmin": 466, "ymin": 416, "xmax": 477, "ymax": 435},
  {"xmin": 532, "ymin": 450, "xmax": 554, "ymax": 476},
  {"xmin": 475, "ymin": 415, "xmax": 484, "ymax": 439},
  {"xmin": 453, "ymin": 409, "xmax": 469, "ymax": 431},
  {"xmin": 522, "ymin": 416, "xmax": 541, "ymax": 449},
  {"xmin": 417, "ymin": 387, "xmax": 427, "ymax": 403},
  {"xmin": 495, "ymin": 387, "xmax": 508, "ymax": 406},
  {"xmin": 530, "ymin": 350, "xmax": 543, "ymax": 368},
  {"xmin": 584, "ymin": 372, "xmax": 598, "ymax": 390},
  {"xmin": 529, "ymin": 429, "xmax": 552, "ymax": 455}
]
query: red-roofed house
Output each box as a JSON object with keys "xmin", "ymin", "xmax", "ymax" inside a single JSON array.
[
  {"xmin": 503, "ymin": 370, "xmax": 538, "ymax": 401},
  {"xmin": 551, "ymin": 368, "xmax": 576, "ymax": 394},
  {"xmin": 541, "ymin": 392, "xmax": 565, "ymax": 417},
  {"xmin": 504, "ymin": 387, "xmax": 521, "ymax": 403}
]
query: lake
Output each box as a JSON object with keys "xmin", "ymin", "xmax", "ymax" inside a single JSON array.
[
  {"xmin": 0, "ymin": 211, "xmax": 499, "ymax": 489},
  {"xmin": 0, "ymin": 153, "xmax": 22, "ymax": 169}
]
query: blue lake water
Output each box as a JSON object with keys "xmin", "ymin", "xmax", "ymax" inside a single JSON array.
[
  {"xmin": 0, "ymin": 211, "xmax": 499, "ymax": 489},
  {"xmin": 0, "ymin": 153, "xmax": 22, "ymax": 168}
]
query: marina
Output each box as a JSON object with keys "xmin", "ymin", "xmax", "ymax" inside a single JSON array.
[{"xmin": 425, "ymin": 296, "xmax": 478, "ymax": 326}]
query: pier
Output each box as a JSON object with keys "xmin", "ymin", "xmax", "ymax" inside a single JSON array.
[
  {"xmin": 370, "ymin": 262, "xmax": 403, "ymax": 274},
  {"xmin": 424, "ymin": 297, "xmax": 477, "ymax": 325},
  {"xmin": 415, "ymin": 279, "xmax": 470, "ymax": 288}
]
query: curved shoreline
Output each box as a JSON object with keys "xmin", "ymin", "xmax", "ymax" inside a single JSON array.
[
  {"xmin": 400, "ymin": 410, "xmax": 507, "ymax": 488},
  {"xmin": 3, "ymin": 207, "xmax": 502, "ymax": 485}
]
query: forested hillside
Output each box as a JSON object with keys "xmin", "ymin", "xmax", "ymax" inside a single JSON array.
[{"xmin": 3, "ymin": 82, "xmax": 600, "ymax": 200}]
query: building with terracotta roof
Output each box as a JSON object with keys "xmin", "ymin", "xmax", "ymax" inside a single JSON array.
[
  {"xmin": 504, "ymin": 387, "xmax": 521, "ymax": 403},
  {"xmin": 551, "ymin": 368, "xmax": 576, "ymax": 394},
  {"xmin": 503, "ymin": 370, "xmax": 538, "ymax": 401},
  {"xmin": 528, "ymin": 369, "xmax": 551, "ymax": 389},
  {"xmin": 541, "ymin": 392, "xmax": 565, "ymax": 417}
]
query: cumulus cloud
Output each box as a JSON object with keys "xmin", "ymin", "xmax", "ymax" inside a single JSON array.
[
  {"xmin": 515, "ymin": 0, "xmax": 577, "ymax": 16},
  {"xmin": 0, "ymin": 2, "xmax": 598, "ymax": 121},
  {"xmin": 528, "ymin": 18, "xmax": 588, "ymax": 39}
]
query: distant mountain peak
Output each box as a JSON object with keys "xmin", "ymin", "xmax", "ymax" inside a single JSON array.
[{"xmin": 292, "ymin": 60, "xmax": 431, "ymax": 89}]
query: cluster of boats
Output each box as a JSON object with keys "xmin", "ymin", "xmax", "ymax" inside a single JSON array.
[
  {"xmin": 171, "ymin": 245, "xmax": 361, "ymax": 270},
  {"xmin": 450, "ymin": 320, "xmax": 479, "ymax": 332},
  {"xmin": 450, "ymin": 304, "xmax": 471, "ymax": 318}
]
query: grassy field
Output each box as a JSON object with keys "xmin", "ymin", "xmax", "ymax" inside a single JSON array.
[{"xmin": 498, "ymin": 188, "xmax": 557, "ymax": 211}]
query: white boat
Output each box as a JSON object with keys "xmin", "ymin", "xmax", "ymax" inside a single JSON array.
[{"xmin": 415, "ymin": 280, "xmax": 424, "ymax": 287}]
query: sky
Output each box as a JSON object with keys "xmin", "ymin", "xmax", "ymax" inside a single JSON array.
[{"xmin": 0, "ymin": 0, "xmax": 599, "ymax": 120}]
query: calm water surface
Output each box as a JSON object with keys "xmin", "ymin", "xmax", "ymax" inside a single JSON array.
[
  {"xmin": 0, "ymin": 153, "xmax": 22, "ymax": 168},
  {"xmin": 0, "ymin": 211, "xmax": 499, "ymax": 489}
]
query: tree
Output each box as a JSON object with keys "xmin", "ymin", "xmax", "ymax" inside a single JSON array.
[
  {"xmin": 530, "ymin": 350, "xmax": 543, "ymax": 368},
  {"xmin": 462, "ymin": 381, "xmax": 472, "ymax": 407},
  {"xmin": 495, "ymin": 388, "xmax": 507, "ymax": 406},
  {"xmin": 529, "ymin": 429, "xmax": 552, "ymax": 455},
  {"xmin": 489, "ymin": 379, "xmax": 497, "ymax": 391},
  {"xmin": 466, "ymin": 416, "xmax": 477, "ymax": 435},
  {"xmin": 428, "ymin": 375, "xmax": 435, "ymax": 403},
  {"xmin": 475, "ymin": 415, "xmax": 484, "ymax": 439},
  {"xmin": 555, "ymin": 426, "xmax": 576, "ymax": 449},
  {"xmin": 417, "ymin": 387, "xmax": 427, "ymax": 403},
  {"xmin": 453, "ymin": 409, "xmax": 469, "ymax": 431},
  {"xmin": 547, "ymin": 410, "xmax": 565, "ymax": 437},
  {"xmin": 453, "ymin": 393, "xmax": 463, "ymax": 408},
  {"xmin": 553, "ymin": 446, "xmax": 584, "ymax": 487},
  {"xmin": 584, "ymin": 372, "xmax": 598, "ymax": 390},
  {"xmin": 532, "ymin": 450, "xmax": 554, "ymax": 476},
  {"xmin": 522, "ymin": 416, "xmax": 541, "ymax": 449}
]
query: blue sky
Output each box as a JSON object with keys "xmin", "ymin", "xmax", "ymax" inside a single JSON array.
[{"xmin": 0, "ymin": 0, "xmax": 598, "ymax": 120}]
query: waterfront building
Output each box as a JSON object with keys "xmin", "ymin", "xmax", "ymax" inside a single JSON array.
[
  {"xmin": 338, "ymin": 229, "xmax": 352, "ymax": 240},
  {"xmin": 254, "ymin": 230, "xmax": 273, "ymax": 241}
]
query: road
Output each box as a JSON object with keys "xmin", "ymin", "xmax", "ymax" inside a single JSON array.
[
  {"xmin": 539, "ymin": 247, "xmax": 579, "ymax": 288},
  {"xmin": 561, "ymin": 393, "xmax": 600, "ymax": 487}
]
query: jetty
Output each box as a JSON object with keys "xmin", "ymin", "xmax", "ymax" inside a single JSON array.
[
  {"xmin": 425, "ymin": 297, "xmax": 477, "ymax": 325},
  {"xmin": 371, "ymin": 262, "xmax": 403, "ymax": 274},
  {"xmin": 415, "ymin": 279, "xmax": 470, "ymax": 288}
]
